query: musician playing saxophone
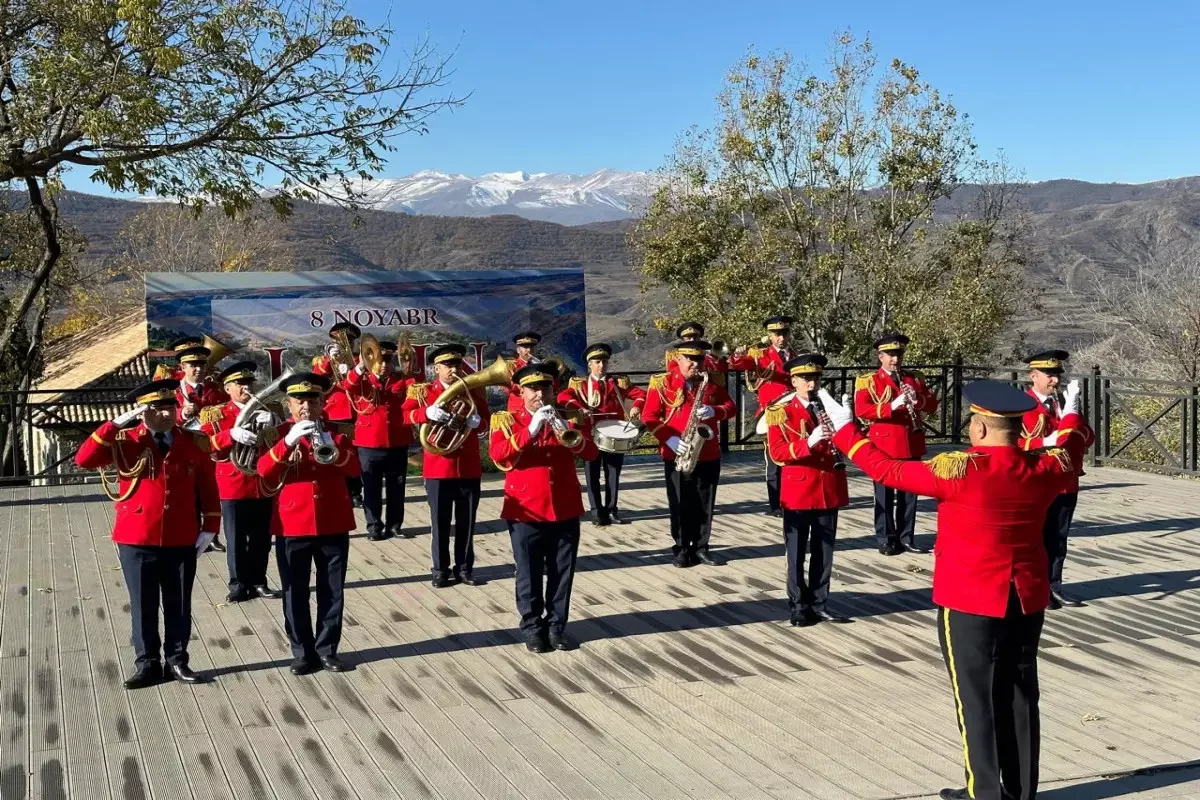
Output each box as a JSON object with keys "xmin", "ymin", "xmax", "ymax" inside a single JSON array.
[
  {"xmin": 491, "ymin": 363, "xmax": 598, "ymax": 652},
  {"xmin": 642, "ymin": 340, "xmax": 736, "ymax": 568},
  {"xmin": 401, "ymin": 344, "xmax": 490, "ymax": 588},
  {"xmin": 765, "ymin": 354, "xmax": 851, "ymax": 627},
  {"xmin": 256, "ymin": 373, "xmax": 360, "ymax": 676},
  {"xmin": 200, "ymin": 361, "xmax": 282, "ymax": 603},
  {"xmin": 854, "ymin": 332, "xmax": 939, "ymax": 556},
  {"xmin": 557, "ymin": 342, "xmax": 631, "ymax": 526}
]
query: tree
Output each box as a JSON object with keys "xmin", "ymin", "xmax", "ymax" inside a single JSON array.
[
  {"xmin": 0, "ymin": 0, "xmax": 460, "ymax": 383},
  {"xmin": 631, "ymin": 34, "xmax": 1029, "ymax": 362}
]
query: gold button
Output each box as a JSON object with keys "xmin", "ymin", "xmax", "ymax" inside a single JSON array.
[{"xmin": 164, "ymin": 505, "xmax": 170, "ymax": 510}]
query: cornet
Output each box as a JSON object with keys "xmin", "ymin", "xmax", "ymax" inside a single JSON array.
[
  {"xmin": 309, "ymin": 421, "xmax": 338, "ymax": 465},
  {"xmin": 534, "ymin": 400, "xmax": 584, "ymax": 449}
]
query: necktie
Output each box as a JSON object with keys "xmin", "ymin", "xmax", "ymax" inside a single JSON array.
[
  {"xmin": 1045, "ymin": 397, "xmax": 1057, "ymax": 417},
  {"xmin": 154, "ymin": 433, "xmax": 170, "ymax": 456}
]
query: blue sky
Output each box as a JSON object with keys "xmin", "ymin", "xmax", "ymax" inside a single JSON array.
[{"xmin": 64, "ymin": 0, "xmax": 1200, "ymax": 194}]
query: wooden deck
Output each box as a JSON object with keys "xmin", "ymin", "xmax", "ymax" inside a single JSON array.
[{"xmin": 1, "ymin": 452, "xmax": 1198, "ymax": 800}]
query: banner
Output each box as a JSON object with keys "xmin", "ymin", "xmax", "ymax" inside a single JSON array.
[{"xmin": 144, "ymin": 270, "xmax": 589, "ymax": 378}]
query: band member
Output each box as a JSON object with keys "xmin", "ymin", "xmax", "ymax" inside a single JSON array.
[
  {"xmin": 345, "ymin": 340, "xmax": 415, "ymax": 541},
  {"xmin": 665, "ymin": 322, "xmax": 727, "ymax": 384},
  {"xmin": 75, "ymin": 380, "xmax": 220, "ymax": 689},
  {"xmin": 313, "ymin": 321, "xmax": 363, "ymax": 508},
  {"xmin": 821, "ymin": 379, "xmax": 1088, "ymax": 800},
  {"xmin": 403, "ymin": 344, "xmax": 490, "ymax": 587},
  {"xmin": 200, "ymin": 361, "xmax": 283, "ymax": 602},
  {"xmin": 158, "ymin": 336, "xmax": 204, "ymax": 381},
  {"xmin": 1020, "ymin": 349, "xmax": 1095, "ymax": 609},
  {"xmin": 853, "ymin": 333, "xmax": 939, "ymax": 555},
  {"xmin": 642, "ymin": 340, "xmax": 736, "ymax": 567},
  {"xmin": 174, "ymin": 343, "xmax": 227, "ymax": 552},
  {"xmin": 729, "ymin": 315, "xmax": 795, "ymax": 517},
  {"xmin": 256, "ymin": 373, "xmax": 360, "ymax": 676},
  {"xmin": 558, "ymin": 342, "xmax": 631, "ymax": 525},
  {"xmin": 507, "ymin": 331, "xmax": 543, "ymax": 412},
  {"xmin": 765, "ymin": 354, "xmax": 850, "ymax": 626},
  {"xmin": 490, "ymin": 364, "xmax": 598, "ymax": 652}
]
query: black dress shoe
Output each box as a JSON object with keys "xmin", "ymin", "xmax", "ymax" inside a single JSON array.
[
  {"xmin": 672, "ymin": 551, "xmax": 689, "ymax": 568},
  {"xmin": 290, "ymin": 657, "xmax": 321, "ymax": 676},
  {"xmin": 208, "ymin": 536, "xmax": 227, "ymax": 553},
  {"xmin": 789, "ymin": 613, "xmax": 817, "ymax": 628},
  {"xmin": 166, "ymin": 664, "xmax": 209, "ymax": 684},
  {"xmin": 123, "ymin": 664, "xmax": 162, "ymax": 690},
  {"xmin": 548, "ymin": 631, "xmax": 577, "ymax": 651},
  {"xmin": 940, "ymin": 789, "xmax": 970, "ymax": 800},
  {"xmin": 609, "ymin": 510, "xmax": 628, "ymax": 525},
  {"xmin": 319, "ymin": 655, "xmax": 352, "ymax": 672},
  {"xmin": 254, "ymin": 585, "xmax": 283, "ymax": 600},
  {"xmin": 386, "ymin": 524, "xmax": 404, "ymax": 539},
  {"xmin": 366, "ymin": 527, "xmax": 386, "ymax": 542},
  {"xmin": 457, "ymin": 572, "xmax": 482, "ymax": 587},
  {"xmin": 905, "ymin": 543, "xmax": 930, "ymax": 554},
  {"xmin": 695, "ymin": 549, "xmax": 723, "ymax": 566},
  {"xmin": 878, "ymin": 542, "xmax": 905, "ymax": 556},
  {"xmin": 226, "ymin": 587, "xmax": 254, "ymax": 603},
  {"xmin": 1050, "ymin": 588, "xmax": 1084, "ymax": 608},
  {"xmin": 431, "ymin": 573, "xmax": 453, "ymax": 588},
  {"xmin": 812, "ymin": 608, "xmax": 851, "ymax": 624},
  {"xmin": 525, "ymin": 633, "xmax": 552, "ymax": 654}
]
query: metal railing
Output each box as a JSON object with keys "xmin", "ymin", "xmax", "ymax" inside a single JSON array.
[{"xmin": 4, "ymin": 362, "xmax": 1198, "ymax": 485}]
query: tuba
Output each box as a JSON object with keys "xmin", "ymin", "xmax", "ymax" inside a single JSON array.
[
  {"xmin": 229, "ymin": 368, "xmax": 293, "ymax": 475},
  {"xmin": 358, "ymin": 334, "xmax": 385, "ymax": 377},
  {"xmin": 419, "ymin": 355, "xmax": 516, "ymax": 456},
  {"xmin": 326, "ymin": 328, "xmax": 357, "ymax": 376},
  {"xmin": 202, "ymin": 335, "xmax": 232, "ymax": 370}
]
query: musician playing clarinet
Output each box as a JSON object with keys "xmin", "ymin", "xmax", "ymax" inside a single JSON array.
[
  {"xmin": 558, "ymin": 342, "xmax": 630, "ymax": 526},
  {"xmin": 854, "ymin": 333, "xmax": 939, "ymax": 556},
  {"xmin": 765, "ymin": 354, "xmax": 851, "ymax": 626}
]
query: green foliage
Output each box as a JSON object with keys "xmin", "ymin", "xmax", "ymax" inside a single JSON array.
[
  {"xmin": 0, "ymin": 295, "xmax": 38, "ymax": 389},
  {"xmin": 631, "ymin": 33, "xmax": 1029, "ymax": 363}
]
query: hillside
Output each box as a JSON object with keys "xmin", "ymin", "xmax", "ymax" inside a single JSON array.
[{"xmin": 34, "ymin": 177, "xmax": 1200, "ymax": 368}]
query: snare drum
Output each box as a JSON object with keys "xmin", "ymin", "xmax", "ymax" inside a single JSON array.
[{"xmin": 594, "ymin": 419, "xmax": 642, "ymax": 453}]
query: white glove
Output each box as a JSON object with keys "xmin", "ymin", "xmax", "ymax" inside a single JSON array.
[
  {"xmin": 817, "ymin": 389, "xmax": 854, "ymax": 432},
  {"xmin": 231, "ymin": 427, "xmax": 258, "ymax": 446},
  {"xmin": 425, "ymin": 405, "xmax": 451, "ymax": 424},
  {"xmin": 1062, "ymin": 379, "xmax": 1081, "ymax": 416},
  {"xmin": 284, "ymin": 420, "xmax": 317, "ymax": 447},
  {"xmin": 527, "ymin": 406, "xmax": 552, "ymax": 436},
  {"xmin": 328, "ymin": 344, "xmax": 341, "ymax": 358},
  {"xmin": 697, "ymin": 404, "xmax": 715, "ymax": 420},
  {"xmin": 253, "ymin": 410, "xmax": 273, "ymax": 425},
  {"xmin": 466, "ymin": 412, "xmax": 481, "ymax": 430},
  {"xmin": 1042, "ymin": 431, "xmax": 1059, "ymax": 447},
  {"xmin": 195, "ymin": 532, "xmax": 216, "ymax": 554},
  {"xmin": 114, "ymin": 405, "xmax": 146, "ymax": 427},
  {"xmin": 890, "ymin": 395, "xmax": 908, "ymax": 411},
  {"xmin": 665, "ymin": 435, "xmax": 682, "ymax": 453},
  {"xmin": 337, "ymin": 363, "xmax": 350, "ymax": 376},
  {"xmin": 807, "ymin": 425, "xmax": 830, "ymax": 448},
  {"xmin": 354, "ymin": 362, "xmax": 366, "ymax": 375}
]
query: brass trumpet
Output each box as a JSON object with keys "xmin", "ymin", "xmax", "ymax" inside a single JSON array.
[
  {"xmin": 419, "ymin": 356, "xmax": 516, "ymax": 456},
  {"xmin": 532, "ymin": 398, "xmax": 584, "ymax": 448}
]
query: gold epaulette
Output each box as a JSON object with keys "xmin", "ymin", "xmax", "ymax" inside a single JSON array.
[
  {"xmin": 260, "ymin": 427, "xmax": 280, "ymax": 448},
  {"xmin": 190, "ymin": 432, "xmax": 212, "ymax": 453},
  {"xmin": 152, "ymin": 364, "xmax": 173, "ymax": 380},
  {"xmin": 407, "ymin": 383, "xmax": 428, "ymax": 402},
  {"xmin": 616, "ymin": 375, "xmax": 631, "ymax": 390},
  {"xmin": 764, "ymin": 405, "xmax": 787, "ymax": 428},
  {"xmin": 747, "ymin": 347, "xmax": 765, "ymax": 360},
  {"xmin": 648, "ymin": 373, "xmax": 667, "ymax": 391},
  {"xmin": 115, "ymin": 429, "xmax": 132, "ymax": 442},
  {"xmin": 310, "ymin": 355, "xmax": 323, "ymax": 369},
  {"xmin": 663, "ymin": 349, "xmax": 678, "ymax": 369},
  {"xmin": 490, "ymin": 410, "xmax": 515, "ymax": 434},
  {"xmin": 1043, "ymin": 447, "xmax": 1073, "ymax": 473},
  {"xmin": 855, "ymin": 373, "xmax": 873, "ymax": 391},
  {"xmin": 568, "ymin": 377, "xmax": 585, "ymax": 392},
  {"xmin": 199, "ymin": 406, "xmax": 223, "ymax": 426},
  {"xmin": 923, "ymin": 450, "xmax": 983, "ymax": 480}
]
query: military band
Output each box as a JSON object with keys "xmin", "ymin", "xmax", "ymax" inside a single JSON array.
[
  {"xmin": 853, "ymin": 333, "xmax": 939, "ymax": 555},
  {"xmin": 730, "ymin": 316, "xmax": 796, "ymax": 517}
]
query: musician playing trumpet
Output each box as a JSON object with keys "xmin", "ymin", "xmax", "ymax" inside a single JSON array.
[
  {"xmin": 200, "ymin": 361, "xmax": 283, "ymax": 603},
  {"xmin": 490, "ymin": 364, "xmax": 598, "ymax": 652},
  {"xmin": 765, "ymin": 354, "xmax": 851, "ymax": 627},
  {"xmin": 854, "ymin": 333, "xmax": 939, "ymax": 556},
  {"xmin": 402, "ymin": 344, "xmax": 490, "ymax": 588},
  {"xmin": 558, "ymin": 342, "xmax": 632, "ymax": 526},
  {"xmin": 642, "ymin": 340, "xmax": 736, "ymax": 568},
  {"xmin": 257, "ymin": 373, "xmax": 360, "ymax": 676},
  {"xmin": 313, "ymin": 321, "xmax": 364, "ymax": 508}
]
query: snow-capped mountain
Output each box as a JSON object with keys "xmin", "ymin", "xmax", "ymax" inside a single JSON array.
[{"xmin": 352, "ymin": 169, "xmax": 659, "ymax": 225}]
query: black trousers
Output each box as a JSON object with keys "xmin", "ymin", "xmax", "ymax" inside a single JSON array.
[
  {"xmin": 221, "ymin": 498, "xmax": 274, "ymax": 591},
  {"xmin": 427, "ymin": 477, "xmax": 480, "ymax": 576},
  {"xmin": 783, "ymin": 509, "xmax": 838, "ymax": 612},
  {"xmin": 1043, "ymin": 492, "xmax": 1078, "ymax": 588},
  {"xmin": 345, "ymin": 475, "xmax": 363, "ymax": 500},
  {"xmin": 938, "ymin": 588, "xmax": 1044, "ymax": 800},
  {"xmin": 509, "ymin": 519, "xmax": 581, "ymax": 638},
  {"xmin": 275, "ymin": 533, "xmax": 350, "ymax": 660},
  {"xmin": 117, "ymin": 544, "xmax": 197, "ymax": 669},
  {"xmin": 765, "ymin": 453, "xmax": 782, "ymax": 512},
  {"xmin": 585, "ymin": 451, "xmax": 625, "ymax": 517},
  {"xmin": 358, "ymin": 446, "xmax": 409, "ymax": 532},
  {"xmin": 874, "ymin": 472, "xmax": 918, "ymax": 546},
  {"xmin": 663, "ymin": 459, "xmax": 721, "ymax": 554}
]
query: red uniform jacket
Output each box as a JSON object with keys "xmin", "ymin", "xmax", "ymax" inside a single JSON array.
[
  {"xmin": 256, "ymin": 422, "xmax": 360, "ymax": 536},
  {"xmin": 853, "ymin": 369, "xmax": 939, "ymax": 459},
  {"xmin": 312, "ymin": 354, "xmax": 355, "ymax": 422},
  {"xmin": 641, "ymin": 372, "xmax": 736, "ymax": 462},
  {"xmin": 625, "ymin": 384, "xmax": 648, "ymax": 417},
  {"xmin": 834, "ymin": 413, "xmax": 1088, "ymax": 617},
  {"xmin": 402, "ymin": 380, "xmax": 491, "ymax": 479},
  {"xmin": 557, "ymin": 375, "xmax": 630, "ymax": 423},
  {"xmin": 175, "ymin": 379, "xmax": 225, "ymax": 426},
  {"xmin": 75, "ymin": 421, "xmax": 221, "ymax": 546},
  {"xmin": 1019, "ymin": 389, "xmax": 1094, "ymax": 493},
  {"xmin": 729, "ymin": 346, "xmax": 792, "ymax": 407},
  {"xmin": 765, "ymin": 397, "xmax": 849, "ymax": 511},
  {"xmin": 345, "ymin": 369, "xmax": 415, "ymax": 449},
  {"xmin": 488, "ymin": 407, "xmax": 598, "ymax": 522},
  {"xmin": 201, "ymin": 401, "xmax": 271, "ymax": 500}
]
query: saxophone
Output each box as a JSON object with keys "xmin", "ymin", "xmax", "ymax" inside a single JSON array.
[{"xmin": 675, "ymin": 372, "xmax": 713, "ymax": 475}]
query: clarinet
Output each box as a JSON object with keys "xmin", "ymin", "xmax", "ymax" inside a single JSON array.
[
  {"xmin": 810, "ymin": 393, "xmax": 846, "ymax": 470},
  {"xmin": 893, "ymin": 368, "xmax": 922, "ymax": 431}
]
